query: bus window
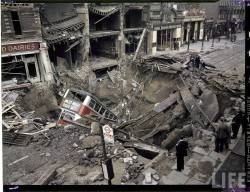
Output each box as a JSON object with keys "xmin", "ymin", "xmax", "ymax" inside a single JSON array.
[
  {"xmin": 105, "ymin": 112, "xmax": 109, "ymax": 118},
  {"xmin": 99, "ymin": 107, "xmax": 105, "ymax": 115},
  {"xmin": 89, "ymin": 99, "xmax": 96, "ymax": 108},
  {"xmin": 94, "ymin": 103, "xmax": 101, "ymax": 112}
]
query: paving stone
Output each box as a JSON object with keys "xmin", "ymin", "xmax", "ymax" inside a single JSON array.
[
  {"xmin": 159, "ymin": 176, "xmax": 176, "ymax": 185},
  {"xmin": 192, "ymin": 146, "xmax": 208, "ymax": 156},
  {"xmin": 166, "ymin": 170, "xmax": 189, "ymax": 184}
]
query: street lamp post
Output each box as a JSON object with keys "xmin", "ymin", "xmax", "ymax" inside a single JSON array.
[
  {"xmin": 201, "ymin": 21, "xmax": 206, "ymax": 52},
  {"xmin": 187, "ymin": 25, "xmax": 191, "ymax": 52},
  {"xmin": 99, "ymin": 117, "xmax": 113, "ymax": 185},
  {"xmin": 211, "ymin": 23, "xmax": 217, "ymax": 48}
]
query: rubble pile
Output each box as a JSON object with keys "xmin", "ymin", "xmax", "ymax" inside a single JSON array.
[{"xmin": 2, "ymin": 50, "xmax": 245, "ymax": 185}]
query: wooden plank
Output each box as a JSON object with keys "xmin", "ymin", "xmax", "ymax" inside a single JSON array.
[{"xmin": 8, "ymin": 155, "xmax": 29, "ymax": 166}]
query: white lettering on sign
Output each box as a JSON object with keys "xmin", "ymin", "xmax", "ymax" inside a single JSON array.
[
  {"xmin": 1, "ymin": 42, "xmax": 40, "ymax": 54},
  {"xmin": 102, "ymin": 125, "xmax": 114, "ymax": 146}
]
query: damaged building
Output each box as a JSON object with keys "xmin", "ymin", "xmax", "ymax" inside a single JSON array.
[
  {"xmin": 1, "ymin": 3, "xmax": 54, "ymax": 90},
  {"xmin": 40, "ymin": 4, "xmax": 85, "ymax": 69},
  {"xmin": 1, "ymin": 2, "xmax": 246, "ymax": 187}
]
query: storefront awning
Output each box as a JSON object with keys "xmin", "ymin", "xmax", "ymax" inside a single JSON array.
[{"xmin": 89, "ymin": 6, "xmax": 119, "ymax": 16}]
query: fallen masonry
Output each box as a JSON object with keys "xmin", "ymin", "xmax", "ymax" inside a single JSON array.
[{"xmin": 2, "ymin": 49, "xmax": 245, "ymax": 185}]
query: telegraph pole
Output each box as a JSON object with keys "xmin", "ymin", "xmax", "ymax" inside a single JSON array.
[
  {"xmin": 187, "ymin": 25, "xmax": 191, "ymax": 52},
  {"xmin": 201, "ymin": 20, "xmax": 206, "ymax": 52},
  {"xmin": 211, "ymin": 23, "xmax": 216, "ymax": 48}
]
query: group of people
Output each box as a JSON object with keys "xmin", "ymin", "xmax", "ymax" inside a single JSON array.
[
  {"xmin": 188, "ymin": 55, "xmax": 206, "ymax": 70},
  {"xmin": 211, "ymin": 109, "xmax": 246, "ymax": 153},
  {"xmin": 175, "ymin": 108, "xmax": 247, "ymax": 172}
]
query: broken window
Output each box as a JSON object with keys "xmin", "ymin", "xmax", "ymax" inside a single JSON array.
[
  {"xmin": 99, "ymin": 107, "xmax": 105, "ymax": 115},
  {"xmin": 11, "ymin": 11, "xmax": 22, "ymax": 35},
  {"xmin": 89, "ymin": 99, "xmax": 96, "ymax": 108},
  {"xmin": 27, "ymin": 62, "xmax": 37, "ymax": 78},
  {"xmin": 2, "ymin": 61, "xmax": 27, "ymax": 82},
  {"xmin": 94, "ymin": 103, "xmax": 101, "ymax": 112}
]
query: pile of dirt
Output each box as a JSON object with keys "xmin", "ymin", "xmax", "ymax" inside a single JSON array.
[{"xmin": 21, "ymin": 84, "xmax": 58, "ymax": 117}]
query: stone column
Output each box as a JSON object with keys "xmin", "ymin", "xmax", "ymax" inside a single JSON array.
[
  {"xmin": 199, "ymin": 21, "xmax": 204, "ymax": 40},
  {"xmin": 76, "ymin": 3, "xmax": 90, "ymax": 64},
  {"xmin": 194, "ymin": 21, "xmax": 198, "ymax": 41},
  {"xmin": 152, "ymin": 30, "xmax": 157, "ymax": 55},
  {"xmin": 186, "ymin": 23, "xmax": 191, "ymax": 43},
  {"xmin": 39, "ymin": 42, "xmax": 54, "ymax": 84}
]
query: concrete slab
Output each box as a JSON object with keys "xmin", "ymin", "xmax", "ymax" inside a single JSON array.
[
  {"xmin": 159, "ymin": 176, "xmax": 176, "ymax": 185},
  {"xmin": 166, "ymin": 170, "xmax": 189, "ymax": 184}
]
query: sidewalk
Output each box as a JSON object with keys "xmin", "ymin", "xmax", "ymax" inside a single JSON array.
[{"xmin": 155, "ymin": 32, "xmax": 245, "ymax": 56}]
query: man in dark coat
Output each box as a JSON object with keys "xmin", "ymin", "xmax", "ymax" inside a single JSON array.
[
  {"xmin": 176, "ymin": 137, "xmax": 189, "ymax": 171},
  {"xmin": 231, "ymin": 111, "xmax": 243, "ymax": 139},
  {"xmin": 214, "ymin": 117, "xmax": 231, "ymax": 152}
]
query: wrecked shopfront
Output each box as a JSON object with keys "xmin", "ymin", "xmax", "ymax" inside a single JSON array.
[{"xmin": 1, "ymin": 4, "xmax": 53, "ymax": 90}]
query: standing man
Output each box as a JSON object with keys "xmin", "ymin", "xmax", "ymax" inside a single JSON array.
[
  {"xmin": 231, "ymin": 110, "xmax": 242, "ymax": 139},
  {"xmin": 214, "ymin": 116, "xmax": 231, "ymax": 152},
  {"xmin": 176, "ymin": 137, "xmax": 189, "ymax": 172}
]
